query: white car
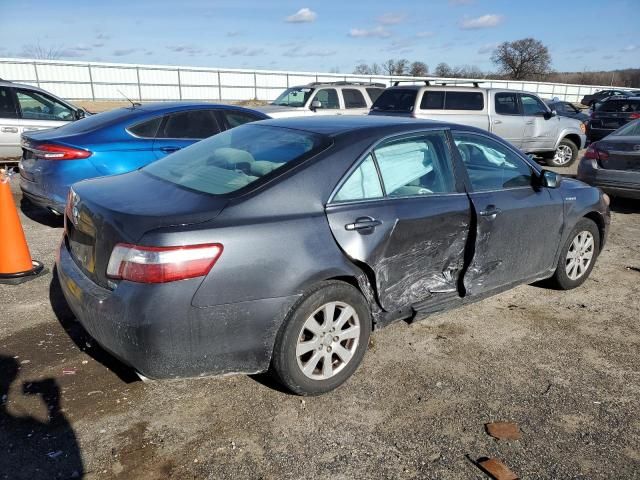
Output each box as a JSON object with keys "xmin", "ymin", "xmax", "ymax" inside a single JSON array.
[
  {"xmin": 0, "ymin": 79, "xmax": 88, "ymax": 163},
  {"xmin": 256, "ymin": 82, "xmax": 385, "ymax": 118}
]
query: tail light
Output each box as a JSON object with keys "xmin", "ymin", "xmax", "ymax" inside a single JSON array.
[
  {"xmin": 31, "ymin": 143, "xmax": 92, "ymax": 160},
  {"xmin": 584, "ymin": 144, "xmax": 609, "ymax": 163},
  {"xmin": 630, "ymin": 112, "xmax": 640, "ymax": 119},
  {"xmin": 107, "ymin": 243, "xmax": 223, "ymax": 283}
]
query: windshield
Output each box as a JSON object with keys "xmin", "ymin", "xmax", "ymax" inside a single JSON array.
[
  {"xmin": 370, "ymin": 89, "xmax": 417, "ymax": 112},
  {"xmin": 144, "ymin": 124, "xmax": 330, "ymax": 195},
  {"xmin": 272, "ymin": 87, "xmax": 315, "ymax": 107}
]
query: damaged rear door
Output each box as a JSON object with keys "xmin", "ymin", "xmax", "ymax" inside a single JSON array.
[
  {"xmin": 452, "ymin": 131, "xmax": 564, "ymax": 296},
  {"xmin": 326, "ymin": 130, "xmax": 471, "ymax": 312}
]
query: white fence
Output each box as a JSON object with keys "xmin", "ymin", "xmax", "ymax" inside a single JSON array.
[{"xmin": 0, "ymin": 57, "xmax": 617, "ymax": 104}]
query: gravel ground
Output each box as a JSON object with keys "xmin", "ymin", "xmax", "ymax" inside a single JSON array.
[{"xmin": 1, "ymin": 178, "xmax": 639, "ymax": 480}]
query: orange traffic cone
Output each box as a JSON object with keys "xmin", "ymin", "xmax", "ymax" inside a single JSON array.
[{"xmin": 0, "ymin": 169, "xmax": 44, "ymax": 284}]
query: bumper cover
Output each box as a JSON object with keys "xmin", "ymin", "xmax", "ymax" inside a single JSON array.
[
  {"xmin": 56, "ymin": 242, "xmax": 298, "ymax": 379},
  {"xmin": 578, "ymin": 161, "xmax": 640, "ymax": 200}
]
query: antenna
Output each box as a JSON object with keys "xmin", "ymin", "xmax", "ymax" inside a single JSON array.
[{"xmin": 117, "ymin": 89, "xmax": 141, "ymax": 108}]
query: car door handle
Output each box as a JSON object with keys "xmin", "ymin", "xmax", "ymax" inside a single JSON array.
[
  {"xmin": 492, "ymin": 119, "xmax": 502, "ymax": 125},
  {"xmin": 345, "ymin": 217, "xmax": 382, "ymax": 231},
  {"xmin": 525, "ymin": 120, "xmax": 534, "ymax": 125},
  {"xmin": 160, "ymin": 146, "xmax": 181, "ymax": 153},
  {"xmin": 479, "ymin": 205, "xmax": 502, "ymax": 219},
  {"xmin": 22, "ymin": 127, "xmax": 43, "ymax": 132},
  {"xmin": 0, "ymin": 127, "xmax": 18, "ymax": 133}
]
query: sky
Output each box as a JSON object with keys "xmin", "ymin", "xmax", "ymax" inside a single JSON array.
[{"xmin": 0, "ymin": 0, "xmax": 637, "ymax": 74}]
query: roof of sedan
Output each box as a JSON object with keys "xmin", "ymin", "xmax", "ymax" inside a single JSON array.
[{"xmin": 258, "ymin": 115, "xmax": 453, "ymax": 135}]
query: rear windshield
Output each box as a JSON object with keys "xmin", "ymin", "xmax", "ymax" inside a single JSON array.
[
  {"xmin": 612, "ymin": 119, "xmax": 640, "ymax": 136},
  {"xmin": 143, "ymin": 124, "xmax": 330, "ymax": 195},
  {"xmin": 370, "ymin": 89, "xmax": 417, "ymax": 112},
  {"xmin": 596, "ymin": 99, "xmax": 640, "ymax": 113}
]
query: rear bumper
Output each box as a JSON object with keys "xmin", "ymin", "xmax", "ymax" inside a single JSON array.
[
  {"xmin": 56, "ymin": 240, "xmax": 299, "ymax": 379},
  {"xmin": 587, "ymin": 127, "xmax": 614, "ymax": 142},
  {"xmin": 20, "ymin": 185, "xmax": 66, "ymax": 213},
  {"xmin": 577, "ymin": 159, "xmax": 640, "ymax": 199}
]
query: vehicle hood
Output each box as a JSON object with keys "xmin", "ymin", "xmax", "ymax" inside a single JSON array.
[{"xmin": 253, "ymin": 105, "xmax": 306, "ymax": 117}]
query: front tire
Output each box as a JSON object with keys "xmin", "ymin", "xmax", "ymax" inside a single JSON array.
[
  {"xmin": 546, "ymin": 138, "xmax": 579, "ymax": 167},
  {"xmin": 548, "ymin": 218, "xmax": 600, "ymax": 290},
  {"xmin": 270, "ymin": 281, "xmax": 371, "ymax": 395}
]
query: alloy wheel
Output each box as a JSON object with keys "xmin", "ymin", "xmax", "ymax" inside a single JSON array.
[
  {"xmin": 296, "ymin": 301, "xmax": 360, "ymax": 380},
  {"xmin": 565, "ymin": 231, "xmax": 595, "ymax": 280},
  {"xmin": 553, "ymin": 145, "xmax": 574, "ymax": 165}
]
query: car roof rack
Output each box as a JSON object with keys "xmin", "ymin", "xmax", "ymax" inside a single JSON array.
[
  {"xmin": 392, "ymin": 79, "xmax": 432, "ymax": 86},
  {"xmin": 392, "ymin": 79, "xmax": 486, "ymax": 87},
  {"xmin": 308, "ymin": 81, "xmax": 386, "ymax": 87}
]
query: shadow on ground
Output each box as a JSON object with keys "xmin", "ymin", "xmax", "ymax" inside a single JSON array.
[
  {"xmin": 20, "ymin": 199, "xmax": 64, "ymax": 228},
  {"xmin": 610, "ymin": 197, "xmax": 640, "ymax": 214}
]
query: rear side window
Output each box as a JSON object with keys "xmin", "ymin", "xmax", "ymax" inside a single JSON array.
[
  {"xmin": 128, "ymin": 116, "xmax": 162, "ymax": 138},
  {"xmin": 333, "ymin": 154, "xmax": 383, "ymax": 202},
  {"xmin": 420, "ymin": 91, "xmax": 444, "ymax": 109},
  {"xmin": 374, "ymin": 131, "xmax": 456, "ymax": 196},
  {"xmin": 597, "ymin": 100, "xmax": 640, "ymax": 113},
  {"xmin": 223, "ymin": 110, "xmax": 261, "ymax": 128},
  {"xmin": 366, "ymin": 88, "xmax": 383, "ymax": 103},
  {"xmin": 420, "ymin": 91, "xmax": 484, "ymax": 110},
  {"xmin": 342, "ymin": 89, "xmax": 367, "ymax": 109},
  {"xmin": 159, "ymin": 109, "xmax": 221, "ymax": 139},
  {"xmin": 144, "ymin": 124, "xmax": 330, "ymax": 195},
  {"xmin": 313, "ymin": 89, "xmax": 340, "ymax": 109},
  {"xmin": 371, "ymin": 89, "xmax": 417, "ymax": 112},
  {"xmin": 495, "ymin": 92, "xmax": 520, "ymax": 115},
  {"xmin": 0, "ymin": 87, "xmax": 18, "ymax": 119}
]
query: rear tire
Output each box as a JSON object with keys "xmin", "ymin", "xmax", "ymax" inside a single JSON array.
[
  {"xmin": 548, "ymin": 218, "xmax": 600, "ymax": 290},
  {"xmin": 270, "ymin": 281, "xmax": 371, "ymax": 396},
  {"xmin": 546, "ymin": 138, "xmax": 579, "ymax": 167}
]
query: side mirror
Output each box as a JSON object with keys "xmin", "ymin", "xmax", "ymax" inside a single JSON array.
[
  {"xmin": 541, "ymin": 169, "xmax": 561, "ymax": 188},
  {"xmin": 310, "ymin": 100, "xmax": 322, "ymax": 111},
  {"xmin": 75, "ymin": 108, "xmax": 86, "ymax": 120},
  {"xmin": 543, "ymin": 110, "xmax": 556, "ymax": 120}
]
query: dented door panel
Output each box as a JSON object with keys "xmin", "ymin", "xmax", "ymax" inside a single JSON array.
[{"xmin": 326, "ymin": 194, "xmax": 471, "ymax": 312}]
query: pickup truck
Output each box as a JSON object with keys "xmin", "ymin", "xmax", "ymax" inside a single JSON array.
[{"xmin": 370, "ymin": 84, "xmax": 587, "ymax": 167}]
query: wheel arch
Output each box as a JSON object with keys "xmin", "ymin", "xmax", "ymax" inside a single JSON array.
[{"xmin": 583, "ymin": 210, "xmax": 607, "ymax": 249}]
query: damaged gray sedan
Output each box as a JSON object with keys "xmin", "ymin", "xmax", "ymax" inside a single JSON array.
[{"xmin": 56, "ymin": 116, "xmax": 610, "ymax": 395}]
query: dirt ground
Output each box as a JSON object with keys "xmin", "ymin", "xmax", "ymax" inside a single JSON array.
[{"xmin": 1, "ymin": 178, "xmax": 639, "ymax": 480}]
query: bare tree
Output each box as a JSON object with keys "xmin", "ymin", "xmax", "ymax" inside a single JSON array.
[
  {"xmin": 381, "ymin": 59, "xmax": 397, "ymax": 76},
  {"xmin": 394, "ymin": 59, "xmax": 410, "ymax": 75},
  {"xmin": 491, "ymin": 38, "xmax": 551, "ymax": 80},
  {"xmin": 434, "ymin": 62, "xmax": 453, "ymax": 77},
  {"xmin": 353, "ymin": 63, "xmax": 372, "ymax": 75},
  {"xmin": 409, "ymin": 61, "xmax": 428, "ymax": 77},
  {"xmin": 21, "ymin": 42, "xmax": 64, "ymax": 60}
]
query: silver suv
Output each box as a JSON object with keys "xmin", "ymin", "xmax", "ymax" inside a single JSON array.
[
  {"xmin": 256, "ymin": 81, "xmax": 385, "ymax": 118},
  {"xmin": 0, "ymin": 79, "xmax": 87, "ymax": 163},
  {"xmin": 370, "ymin": 82, "xmax": 587, "ymax": 167}
]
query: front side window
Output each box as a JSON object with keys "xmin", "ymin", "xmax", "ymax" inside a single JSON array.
[
  {"xmin": 333, "ymin": 154, "xmax": 382, "ymax": 202},
  {"xmin": 159, "ymin": 110, "xmax": 220, "ymax": 139},
  {"xmin": 521, "ymin": 94, "xmax": 548, "ymax": 116},
  {"xmin": 342, "ymin": 89, "xmax": 367, "ymax": 109},
  {"xmin": 495, "ymin": 92, "xmax": 520, "ymax": 115},
  {"xmin": 144, "ymin": 124, "xmax": 330, "ymax": 195},
  {"xmin": 313, "ymin": 89, "xmax": 339, "ymax": 109},
  {"xmin": 0, "ymin": 87, "xmax": 18, "ymax": 119},
  {"xmin": 453, "ymin": 132, "xmax": 532, "ymax": 191},
  {"xmin": 374, "ymin": 131, "xmax": 456, "ymax": 197},
  {"xmin": 16, "ymin": 89, "xmax": 74, "ymax": 121},
  {"xmin": 272, "ymin": 87, "xmax": 315, "ymax": 107}
]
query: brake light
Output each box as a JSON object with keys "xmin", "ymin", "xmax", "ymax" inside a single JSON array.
[
  {"xmin": 32, "ymin": 144, "xmax": 92, "ymax": 160},
  {"xmin": 630, "ymin": 112, "xmax": 640, "ymax": 119},
  {"xmin": 584, "ymin": 144, "xmax": 608, "ymax": 162},
  {"xmin": 106, "ymin": 243, "xmax": 223, "ymax": 283}
]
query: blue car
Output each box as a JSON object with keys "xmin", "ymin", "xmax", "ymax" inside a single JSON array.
[{"xmin": 19, "ymin": 102, "xmax": 269, "ymax": 214}]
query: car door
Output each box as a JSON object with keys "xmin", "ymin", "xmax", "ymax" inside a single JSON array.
[
  {"xmin": 325, "ymin": 130, "xmax": 472, "ymax": 312},
  {"xmin": 491, "ymin": 91, "xmax": 526, "ymax": 147},
  {"xmin": 520, "ymin": 93, "xmax": 557, "ymax": 151},
  {"xmin": 309, "ymin": 88, "xmax": 342, "ymax": 116},
  {"xmin": 451, "ymin": 130, "xmax": 564, "ymax": 296},
  {"xmin": 341, "ymin": 88, "xmax": 369, "ymax": 116},
  {"xmin": 14, "ymin": 88, "xmax": 74, "ymax": 135},
  {"xmin": 0, "ymin": 86, "xmax": 20, "ymax": 159},
  {"xmin": 152, "ymin": 109, "xmax": 222, "ymax": 159}
]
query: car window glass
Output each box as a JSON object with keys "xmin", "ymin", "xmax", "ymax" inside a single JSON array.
[
  {"xmin": 272, "ymin": 87, "xmax": 314, "ymax": 107},
  {"xmin": 313, "ymin": 89, "xmax": 339, "ymax": 109},
  {"xmin": 445, "ymin": 91, "xmax": 484, "ymax": 110},
  {"xmin": 612, "ymin": 120, "xmax": 640, "ymax": 136},
  {"xmin": 374, "ymin": 131, "xmax": 456, "ymax": 197},
  {"xmin": 0, "ymin": 87, "xmax": 18, "ymax": 119},
  {"xmin": 128, "ymin": 116, "xmax": 162, "ymax": 138},
  {"xmin": 597, "ymin": 100, "xmax": 640, "ymax": 113},
  {"xmin": 370, "ymin": 89, "xmax": 417, "ymax": 112},
  {"xmin": 521, "ymin": 94, "xmax": 548, "ymax": 116},
  {"xmin": 453, "ymin": 132, "xmax": 532, "ymax": 191},
  {"xmin": 342, "ymin": 89, "xmax": 367, "ymax": 109},
  {"xmin": 565, "ymin": 103, "xmax": 579, "ymax": 113},
  {"xmin": 16, "ymin": 89, "xmax": 74, "ymax": 121},
  {"xmin": 495, "ymin": 92, "xmax": 519, "ymax": 115},
  {"xmin": 420, "ymin": 91, "xmax": 444, "ymax": 109},
  {"xmin": 223, "ymin": 110, "xmax": 260, "ymax": 128},
  {"xmin": 366, "ymin": 88, "xmax": 383, "ymax": 103},
  {"xmin": 333, "ymin": 154, "xmax": 383, "ymax": 202},
  {"xmin": 159, "ymin": 110, "xmax": 220, "ymax": 139}
]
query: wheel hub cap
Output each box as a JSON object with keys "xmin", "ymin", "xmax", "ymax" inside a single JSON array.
[
  {"xmin": 554, "ymin": 145, "xmax": 573, "ymax": 165},
  {"xmin": 565, "ymin": 230, "xmax": 594, "ymax": 280}
]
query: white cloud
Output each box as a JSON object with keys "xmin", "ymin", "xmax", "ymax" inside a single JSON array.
[
  {"xmin": 285, "ymin": 8, "xmax": 317, "ymax": 23},
  {"xmin": 226, "ymin": 46, "xmax": 266, "ymax": 56},
  {"xmin": 377, "ymin": 12, "xmax": 406, "ymax": 25},
  {"xmin": 416, "ymin": 31, "xmax": 435, "ymax": 38},
  {"xmin": 112, "ymin": 48, "xmax": 138, "ymax": 56},
  {"xmin": 459, "ymin": 14, "xmax": 504, "ymax": 30},
  {"xmin": 283, "ymin": 47, "xmax": 337, "ymax": 57},
  {"xmin": 167, "ymin": 44, "xmax": 203, "ymax": 55},
  {"xmin": 623, "ymin": 45, "xmax": 639, "ymax": 52},
  {"xmin": 348, "ymin": 26, "xmax": 391, "ymax": 38}
]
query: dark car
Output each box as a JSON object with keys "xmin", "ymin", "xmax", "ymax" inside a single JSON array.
[
  {"xmin": 56, "ymin": 116, "xmax": 610, "ymax": 395},
  {"xmin": 546, "ymin": 100, "xmax": 589, "ymax": 122},
  {"xmin": 587, "ymin": 97, "xmax": 640, "ymax": 142},
  {"xmin": 578, "ymin": 119, "xmax": 640, "ymax": 199},
  {"xmin": 19, "ymin": 102, "xmax": 269, "ymax": 215},
  {"xmin": 580, "ymin": 89, "xmax": 638, "ymax": 107}
]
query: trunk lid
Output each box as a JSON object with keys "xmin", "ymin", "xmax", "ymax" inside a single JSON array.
[
  {"xmin": 65, "ymin": 170, "xmax": 228, "ymax": 288},
  {"xmin": 597, "ymin": 137, "xmax": 640, "ymax": 171},
  {"xmin": 591, "ymin": 99, "xmax": 640, "ymax": 130}
]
